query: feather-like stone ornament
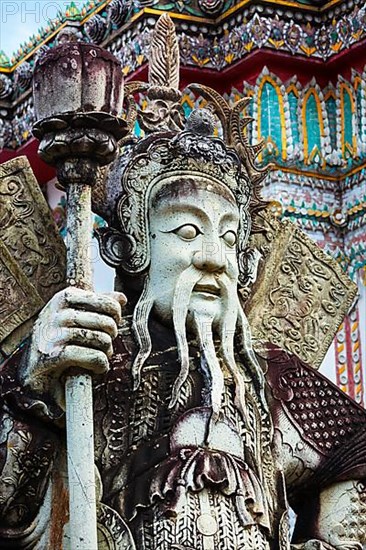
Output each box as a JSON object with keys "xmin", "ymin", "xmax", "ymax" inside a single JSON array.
[{"xmin": 149, "ymin": 13, "xmax": 180, "ymax": 90}]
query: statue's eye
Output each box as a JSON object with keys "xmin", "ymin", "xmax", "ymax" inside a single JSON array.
[
  {"xmin": 222, "ymin": 230, "xmax": 237, "ymax": 246},
  {"xmin": 174, "ymin": 224, "xmax": 201, "ymax": 240}
]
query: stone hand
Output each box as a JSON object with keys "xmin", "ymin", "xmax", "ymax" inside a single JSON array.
[{"xmin": 19, "ymin": 287, "xmax": 126, "ymax": 409}]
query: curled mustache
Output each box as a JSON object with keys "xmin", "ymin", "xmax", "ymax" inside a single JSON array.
[
  {"xmin": 217, "ymin": 272, "xmax": 249, "ymax": 426},
  {"xmin": 193, "ymin": 311, "xmax": 224, "ymax": 443},
  {"xmin": 131, "ymin": 277, "xmax": 154, "ymax": 390},
  {"xmin": 170, "ymin": 264, "xmax": 204, "ymax": 408}
]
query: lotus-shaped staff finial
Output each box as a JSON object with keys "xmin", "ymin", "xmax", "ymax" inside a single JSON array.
[{"xmin": 32, "ymin": 39, "xmax": 128, "ymax": 186}]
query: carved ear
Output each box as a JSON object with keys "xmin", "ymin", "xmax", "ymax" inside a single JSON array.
[{"xmin": 94, "ymin": 227, "xmax": 136, "ymax": 269}]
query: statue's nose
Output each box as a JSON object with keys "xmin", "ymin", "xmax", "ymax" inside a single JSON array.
[{"xmin": 192, "ymin": 243, "xmax": 226, "ymax": 273}]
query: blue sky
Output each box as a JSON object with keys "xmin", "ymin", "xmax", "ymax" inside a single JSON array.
[{"xmin": 0, "ymin": 1, "xmax": 85, "ymax": 57}]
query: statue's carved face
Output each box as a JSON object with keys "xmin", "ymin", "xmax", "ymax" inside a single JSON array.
[
  {"xmin": 148, "ymin": 177, "xmax": 240, "ymax": 326},
  {"xmin": 132, "ymin": 176, "xmax": 253, "ymax": 418}
]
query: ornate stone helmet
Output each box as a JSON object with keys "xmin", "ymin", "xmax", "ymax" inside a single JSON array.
[{"xmin": 93, "ymin": 14, "xmax": 269, "ymax": 287}]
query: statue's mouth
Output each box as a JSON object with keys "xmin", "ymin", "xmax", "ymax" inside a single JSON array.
[{"xmin": 193, "ymin": 283, "xmax": 221, "ymax": 297}]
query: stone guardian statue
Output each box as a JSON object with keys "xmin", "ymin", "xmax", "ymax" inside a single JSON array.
[{"xmin": 0, "ymin": 14, "xmax": 365, "ymax": 550}]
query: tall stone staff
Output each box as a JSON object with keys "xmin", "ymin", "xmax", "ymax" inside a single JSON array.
[{"xmin": 32, "ymin": 38, "xmax": 127, "ymax": 548}]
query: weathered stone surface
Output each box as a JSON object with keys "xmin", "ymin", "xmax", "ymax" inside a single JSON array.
[
  {"xmin": 33, "ymin": 42, "xmax": 124, "ymax": 121},
  {"xmin": 0, "ymin": 156, "xmax": 66, "ymax": 355},
  {"xmin": 0, "ymin": 240, "xmax": 43, "ymax": 345},
  {"xmin": 245, "ymin": 209, "xmax": 358, "ymax": 368},
  {"xmin": 32, "ymin": 38, "xmax": 130, "ymax": 550},
  {"xmin": 1, "ymin": 15, "xmax": 366, "ymax": 550}
]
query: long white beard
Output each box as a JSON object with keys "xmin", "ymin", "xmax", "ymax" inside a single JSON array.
[{"xmin": 131, "ymin": 266, "xmax": 267, "ymax": 440}]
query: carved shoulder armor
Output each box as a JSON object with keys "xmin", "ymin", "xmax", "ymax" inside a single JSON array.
[{"xmin": 266, "ymin": 346, "xmax": 366, "ymax": 494}]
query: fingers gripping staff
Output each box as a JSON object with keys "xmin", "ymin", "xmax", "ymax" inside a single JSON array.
[
  {"xmin": 32, "ymin": 36, "xmax": 127, "ymax": 549},
  {"xmin": 23, "ymin": 288, "xmax": 124, "ymax": 409}
]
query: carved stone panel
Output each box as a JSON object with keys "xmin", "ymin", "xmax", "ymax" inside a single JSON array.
[
  {"xmin": 245, "ymin": 211, "xmax": 358, "ymax": 368},
  {"xmin": 0, "ymin": 240, "xmax": 43, "ymax": 344},
  {"xmin": 0, "ymin": 156, "xmax": 66, "ymax": 355}
]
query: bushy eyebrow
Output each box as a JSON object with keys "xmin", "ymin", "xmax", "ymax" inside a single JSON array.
[
  {"xmin": 154, "ymin": 201, "xmax": 239, "ymax": 225},
  {"xmin": 155, "ymin": 201, "xmax": 208, "ymax": 220},
  {"xmin": 219, "ymin": 212, "xmax": 240, "ymax": 233}
]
